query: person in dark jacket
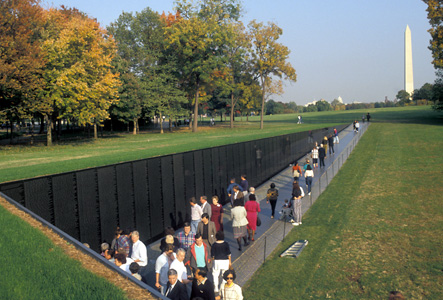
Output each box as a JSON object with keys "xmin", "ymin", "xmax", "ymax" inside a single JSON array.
[
  {"xmin": 328, "ymin": 134, "xmax": 334, "ymax": 154},
  {"xmin": 185, "ymin": 233, "xmax": 212, "ymax": 274},
  {"xmin": 191, "ymin": 267, "xmax": 215, "ymax": 300},
  {"xmin": 164, "ymin": 269, "xmax": 188, "ymax": 300},
  {"xmin": 318, "ymin": 144, "xmax": 326, "ymax": 168},
  {"xmin": 266, "ymin": 183, "xmax": 279, "ymax": 219}
]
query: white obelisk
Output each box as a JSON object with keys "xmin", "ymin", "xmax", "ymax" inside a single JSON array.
[{"xmin": 405, "ymin": 25, "xmax": 414, "ymax": 95}]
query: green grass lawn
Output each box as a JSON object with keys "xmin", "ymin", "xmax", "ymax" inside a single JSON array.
[
  {"xmin": 0, "ymin": 203, "xmax": 129, "ymax": 300},
  {"xmin": 1, "ymin": 106, "xmax": 439, "ymax": 183},
  {"xmin": 242, "ymin": 120, "xmax": 443, "ymax": 299}
]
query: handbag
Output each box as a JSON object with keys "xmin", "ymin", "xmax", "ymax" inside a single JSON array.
[{"xmin": 256, "ymin": 214, "xmax": 261, "ymax": 227}]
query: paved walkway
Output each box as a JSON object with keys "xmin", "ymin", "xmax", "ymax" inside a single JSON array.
[{"xmin": 145, "ymin": 122, "xmax": 369, "ymax": 290}]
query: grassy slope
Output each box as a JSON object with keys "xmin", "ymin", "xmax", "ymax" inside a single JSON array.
[
  {"xmin": 0, "ymin": 204, "xmax": 129, "ymax": 300},
  {"xmin": 1, "ymin": 106, "xmax": 439, "ymax": 183},
  {"xmin": 243, "ymin": 121, "xmax": 443, "ymax": 299}
]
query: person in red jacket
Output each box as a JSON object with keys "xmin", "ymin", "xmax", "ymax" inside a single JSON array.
[{"xmin": 185, "ymin": 233, "xmax": 212, "ymax": 275}]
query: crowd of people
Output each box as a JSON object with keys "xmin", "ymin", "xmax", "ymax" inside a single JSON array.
[
  {"xmin": 97, "ymin": 130, "xmax": 345, "ymax": 299},
  {"xmin": 100, "ymin": 176, "xmax": 257, "ymax": 300}
]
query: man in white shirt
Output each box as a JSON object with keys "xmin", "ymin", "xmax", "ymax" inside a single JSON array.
[
  {"xmin": 170, "ymin": 248, "xmax": 191, "ymax": 284},
  {"xmin": 190, "ymin": 197, "xmax": 203, "ymax": 234},
  {"xmin": 130, "ymin": 231, "xmax": 147, "ymax": 267}
]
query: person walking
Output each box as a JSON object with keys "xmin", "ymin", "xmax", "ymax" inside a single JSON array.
[
  {"xmin": 190, "ymin": 197, "xmax": 203, "ymax": 234},
  {"xmin": 334, "ymin": 127, "xmax": 339, "ymax": 144},
  {"xmin": 190, "ymin": 267, "xmax": 216, "ymax": 300},
  {"xmin": 211, "ymin": 196, "xmax": 224, "ymax": 232},
  {"xmin": 322, "ymin": 136, "xmax": 328, "ymax": 154},
  {"xmin": 211, "ymin": 231, "xmax": 231, "ymax": 294},
  {"xmin": 318, "ymin": 144, "xmax": 326, "ymax": 168},
  {"xmin": 328, "ymin": 134, "xmax": 334, "ymax": 154},
  {"xmin": 311, "ymin": 146, "xmax": 318, "ymax": 169},
  {"xmin": 304, "ymin": 165, "xmax": 314, "ymax": 195},
  {"xmin": 266, "ymin": 183, "xmax": 279, "ymax": 219},
  {"xmin": 197, "ymin": 213, "xmax": 217, "ymax": 254},
  {"xmin": 292, "ymin": 161, "xmax": 302, "ymax": 182},
  {"xmin": 291, "ymin": 181, "xmax": 303, "ymax": 226},
  {"xmin": 244, "ymin": 194, "xmax": 260, "ymax": 241},
  {"xmin": 216, "ymin": 269, "xmax": 243, "ymax": 300},
  {"xmin": 231, "ymin": 199, "xmax": 249, "ymax": 251}
]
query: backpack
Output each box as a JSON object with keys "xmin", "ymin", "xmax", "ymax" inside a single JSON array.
[{"xmin": 267, "ymin": 189, "xmax": 278, "ymax": 200}]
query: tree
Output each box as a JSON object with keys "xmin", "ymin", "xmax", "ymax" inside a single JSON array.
[
  {"xmin": 0, "ymin": 0, "xmax": 44, "ymax": 138},
  {"xmin": 413, "ymin": 83, "xmax": 433, "ymax": 102},
  {"xmin": 39, "ymin": 8, "xmax": 120, "ymax": 145},
  {"xmin": 423, "ymin": 0, "xmax": 443, "ymax": 110},
  {"xmin": 315, "ymin": 99, "xmax": 332, "ymax": 111},
  {"xmin": 304, "ymin": 104, "xmax": 318, "ymax": 112},
  {"xmin": 166, "ymin": 0, "xmax": 242, "ymax": 132},
  {"xmin": 396, "ymin": 90, "xmax": 411, "ymax": 105},
  {"xmin": 423, "ymin": 0, "xmax": 443, "ymax": 69},
  {"xmin": 265, "ymin": 99, "xmax": 284, "ymax": 115},
  {"xmin": 108, "ymin": 8, "xmax": 166, "ymax": 134},
  {"xmin": 216, "ymin": 21, "xmax": 249, "ymax": 129},
  {"xmin": 248, "ymin": 20, "xmax": 297, "ymax": 129}
]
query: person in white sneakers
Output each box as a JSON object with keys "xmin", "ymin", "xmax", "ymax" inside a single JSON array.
[{"xmin": 291, "ymin": 181, "xmax": 303, "ymax": 226}]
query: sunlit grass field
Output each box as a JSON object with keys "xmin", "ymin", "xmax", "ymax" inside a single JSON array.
[
  {"xmin": 0, "ymin": 202, "xmax": 130, "ymax": 300},
  {"xmin": 1, "ymin": 106, "xmax": 439, "ymax": 183},
  {"xmin": 243, "ymin": 116, "xmax": 443, "ymax": 299}
]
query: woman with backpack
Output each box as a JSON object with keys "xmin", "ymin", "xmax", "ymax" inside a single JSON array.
[{"xmin": 266, "ymin": 183, "xmax": 279, "ymax": 219}]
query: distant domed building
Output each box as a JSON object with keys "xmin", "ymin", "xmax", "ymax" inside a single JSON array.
[{"xmin": 337, "ymin": 96, "xmax": 343, "ymax": 104}]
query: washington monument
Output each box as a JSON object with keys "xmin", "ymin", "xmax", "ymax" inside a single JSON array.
[{"xmin": 405, "ymin": 25, "xmax": 414, "ymax": 95}]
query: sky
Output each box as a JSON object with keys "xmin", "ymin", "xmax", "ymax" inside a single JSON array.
[{"xmin": 43, "ymin": 0, "xmax": 436, "ymax": 105}]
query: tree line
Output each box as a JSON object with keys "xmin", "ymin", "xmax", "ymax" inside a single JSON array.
[{"xmin": 0, "ymin": 0, "xmax": 296, "ymax": 145}]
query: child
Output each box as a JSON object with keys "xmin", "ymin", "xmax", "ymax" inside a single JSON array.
[{"xmin": 279, "ymin": 199, "xmax": 292, "ymax": 221}]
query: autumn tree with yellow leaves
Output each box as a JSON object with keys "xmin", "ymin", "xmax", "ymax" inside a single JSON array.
[
  {"xmin": 39, "ymin": 8, "xmax": 120, "ymax": 145},
  {"xmin": 248, "ymin": 20, "xmax": 297, "ymax": 129}
]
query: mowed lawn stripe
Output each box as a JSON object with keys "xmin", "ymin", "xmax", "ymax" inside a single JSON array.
[{"xmin": 243, "ymin": 122, "xmax": 443, "ymax": 299}]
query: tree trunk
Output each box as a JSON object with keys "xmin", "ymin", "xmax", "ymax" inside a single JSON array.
[
  {"xmin": 260, "ymin": 77, "xmax": 266, "ymax": 130},
  {"xmin": 230, "ymin": 91, "xmax": 234, "ymax": 129},
  {"xmin": 193, "ymin": 78, "xmax": 200, "ymax": 132},
  {"xmin": 93, "ymin": 123, "xmax": 98, "ymax": 139},
  {"xmin": 160, "ymin": 112, "xmax": 164, "ymax": 134},
  {"xmin": 247, "ymin": 112, "xmax": 249, "ymax": 122},
  {"xmin": 45, "ymin": 115, "xmax": 52, "ymax": 146},
  {"xmin": 127, "ymin": 123, "xmax": 129, "ymax": 133},
  {"xmin": 169, "ymin": 118, "xmax": 172, "ymax": 132},
  {"xmin": 133, "ymin": 118, "xmax": 137, "ymax": 135},
  {"xmin": 30, "ymin": 120, "xmax": 34, "ymax": 145}
]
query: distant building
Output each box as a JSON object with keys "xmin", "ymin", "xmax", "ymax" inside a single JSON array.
[
  {"xmin": 304, "ymin": 100, "xmax": 318, "ymax": 107},
  {"xmin": 337, "ymin": 96, "xmax": 343, "ymax": 104}
]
